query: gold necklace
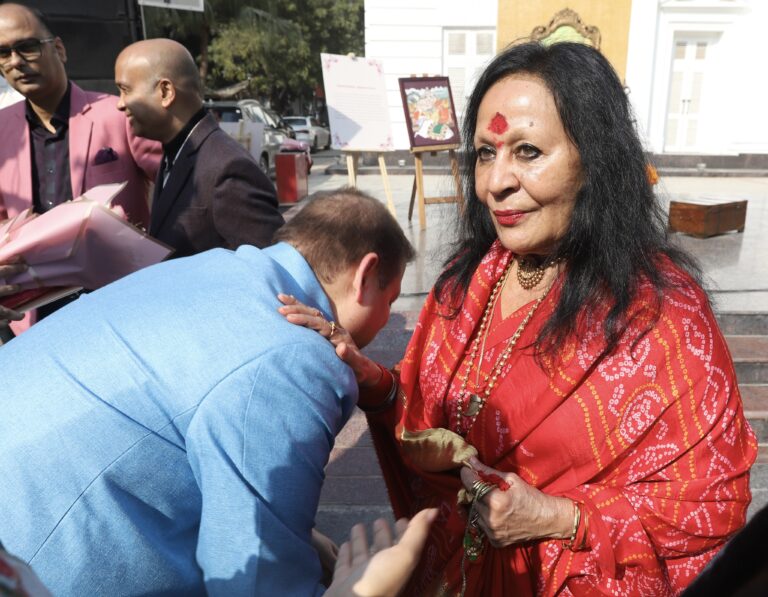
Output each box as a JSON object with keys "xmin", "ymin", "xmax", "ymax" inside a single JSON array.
[
  {"xmin": 455, "ymin": 260, "xmax": 549, "ymax": 435},
  {"xmin": 516, "ymin": 256, "xmax": 561, "ymax": 290}
]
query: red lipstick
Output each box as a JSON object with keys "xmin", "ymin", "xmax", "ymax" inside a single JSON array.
[{"xmin": 493, "ymin": 209, "xmax": 526, "ymax": 226}]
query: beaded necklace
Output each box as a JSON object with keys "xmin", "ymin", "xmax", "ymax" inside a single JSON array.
[
  {"xmin": 517, "ymin": 255, "xmax": 562, "ymax": 290},
  {"xmin": 454, "ymin": 259, "xmax": 551, "ymax": 435}
]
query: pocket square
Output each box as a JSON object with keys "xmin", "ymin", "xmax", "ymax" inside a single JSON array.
[{"xmin": 94, "ymin": 147, "xmax": 118, "ymax": 165}]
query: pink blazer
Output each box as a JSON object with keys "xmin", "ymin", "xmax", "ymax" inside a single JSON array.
[{"xmin": 0, "ymin": 82, "xmax": 162, "ymax": 334}]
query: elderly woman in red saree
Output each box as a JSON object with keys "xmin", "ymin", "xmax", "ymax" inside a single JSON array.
[{"xmin": 281, "ymin": 41, "xmax": 756, "ymax": 596}]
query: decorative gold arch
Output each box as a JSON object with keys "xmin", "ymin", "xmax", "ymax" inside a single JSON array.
[{"xmin": 530, "ymin": 8, "xmax": 601, "ymax": 50}]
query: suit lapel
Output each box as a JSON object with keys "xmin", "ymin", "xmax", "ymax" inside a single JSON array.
[
  {"xmin": 10, "ymin": 103, "xmax": 33, "ymax": 207},
  {"xmin": 149, "ymin": 113, "xmax": 217, "ymax": 236},
  {"xmin": 68, "ymin": 84, "xmax": 92, "ymax": 197}
]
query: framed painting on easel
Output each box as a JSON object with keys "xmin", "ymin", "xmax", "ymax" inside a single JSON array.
[
  {"xmin": 398, "ymin": 76, "xmax": 462, "ymax": 229},
  {"xmin": 398, "ymin": 76, "xmax": 460, "ymax": 149}
]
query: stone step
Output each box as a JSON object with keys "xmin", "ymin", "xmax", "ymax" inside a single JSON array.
[
  {"xmin": 743, "ymin": 385, "xmax": 768, "ymax": 443},
  {"xmin": 315, "ymin": 505, "xmax": 395, "ymax": 546},
  {"xmin": 727, "ymin": 336, "xmax": 768, "ymax": 385},
  {"xmin": 716, "ymin": 312, "xmax": 768, "ymax": 336},
  {"xmin": 742, "ymin": 385, "xmax": 768, "ymax": 416},
  {"xmin": 749, "ymin": 447, "xmax": 768, "ymax": 519}
]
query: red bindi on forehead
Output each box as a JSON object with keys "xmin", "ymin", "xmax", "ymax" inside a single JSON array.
[{"xmin": 488, "ymin": 112, "xmax": 508, "ymax": 135}]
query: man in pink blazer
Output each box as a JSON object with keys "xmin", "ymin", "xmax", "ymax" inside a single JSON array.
[{"xmin": 0, "ymin": 3, "xmax": 161, "ymax": 335}]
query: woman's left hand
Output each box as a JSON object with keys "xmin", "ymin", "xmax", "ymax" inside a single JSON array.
[{"xmin": 459, "ymin": 457, "xmax": 574, "ymax": 548}]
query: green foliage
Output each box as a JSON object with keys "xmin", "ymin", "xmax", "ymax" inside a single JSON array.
[
  {"xmin": 207, "ymin": 19, "xmax": 310, "ymax": 107},
  {"xmin": 142, "ymin": 0, "xmax": 364, "ymax": 111}
]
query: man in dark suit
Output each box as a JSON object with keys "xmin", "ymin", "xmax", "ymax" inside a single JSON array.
[{"xmin": 114, "ymin": 38, "xmax": 283, "ymax": 258}]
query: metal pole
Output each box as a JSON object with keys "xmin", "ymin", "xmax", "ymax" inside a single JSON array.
[{"xmin": 140, "ymin": 3, "xmax": 147, "ymax": 39}]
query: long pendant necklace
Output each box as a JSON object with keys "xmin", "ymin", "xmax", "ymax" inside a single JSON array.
[
  {"xmin": 456, "ymin": 256, "xmax": 558, "ymax": 585},
  {"xmin": 454, "ymin": 258, "xmax": 553, "ymax": 435}
]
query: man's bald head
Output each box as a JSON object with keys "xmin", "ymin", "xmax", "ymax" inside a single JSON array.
[
  {"xmin": 115, "ymin": 38, "xmax": 203, "ymax": 143},
  {"xmin": 118, "ymin": 39, "xmax": 202, "ymax": 99}
]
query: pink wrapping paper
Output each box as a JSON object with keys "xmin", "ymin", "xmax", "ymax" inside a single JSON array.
[{"xmin": 0, "ymin": 182, "xmax": 173, "ymax": 311}]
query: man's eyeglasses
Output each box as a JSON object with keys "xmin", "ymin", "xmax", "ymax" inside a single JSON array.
[{"xmin": 0, "ymin": 37, "xmax": 55, "ymax": 65}]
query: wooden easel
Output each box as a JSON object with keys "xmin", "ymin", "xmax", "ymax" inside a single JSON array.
[
  {"xmin": 343, "ymin": 151, "xmax": 396, "ymax": 217},
  {"xmin": 408, "ymin": 143, "xmax": 462, "ymax": 230}
]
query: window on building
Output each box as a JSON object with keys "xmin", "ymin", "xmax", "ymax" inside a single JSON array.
[{"xmin": 443, "ymin": 28, "xmax": 497, "ymax": 116}]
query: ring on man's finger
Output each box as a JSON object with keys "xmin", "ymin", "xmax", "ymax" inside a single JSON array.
[{"xmin": 328, "ymin": 321, "xmax": 337, "ymax": 337}]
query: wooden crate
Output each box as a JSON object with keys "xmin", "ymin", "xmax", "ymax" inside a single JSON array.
[{"xmin": 668, "ymin": 198, "xmax": 748, "ymax": 238}]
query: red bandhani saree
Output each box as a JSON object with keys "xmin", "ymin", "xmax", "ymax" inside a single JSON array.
[{"xmin": 367, "ymin": 241, "xmax": 757, "ymax": 596}]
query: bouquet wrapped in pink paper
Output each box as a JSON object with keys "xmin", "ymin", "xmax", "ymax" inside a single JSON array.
[{"xmin": 0, "ymin": 182, "xmax": 173, "ymax": 312}]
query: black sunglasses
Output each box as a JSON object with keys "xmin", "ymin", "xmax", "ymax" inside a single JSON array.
[{"xmin": 0, "ymin": 37, "xmax": 55, "ymax": 64}]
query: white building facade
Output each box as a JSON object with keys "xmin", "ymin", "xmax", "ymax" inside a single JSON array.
[
  {"xmin": 626, "ymin": 0, "xmax": 768, "ymax": 155},
  {"xmin": 365, "ymin": 0, "xmax": 767, "ymax": 155},
  {"xmin": 365, "ymin": 0, "xmax": 498, "ymax": 149}
]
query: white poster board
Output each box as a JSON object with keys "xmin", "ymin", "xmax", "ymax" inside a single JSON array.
[
  {"xmin": 138, "ymin": 0, "xmax": 204, "ymax": 12},
  {"xmin": 321, "ymin": 53, "xmax": 394, "ymax": 152}
]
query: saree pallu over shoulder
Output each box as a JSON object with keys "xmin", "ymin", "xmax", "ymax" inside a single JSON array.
[{"xmin": 367, "ymin": 243, "xmax": 758, "ymax": 596}]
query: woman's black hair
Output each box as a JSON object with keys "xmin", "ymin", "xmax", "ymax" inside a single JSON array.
[{"xmin": 435, "ymin": 41, "xmax": 700, "ymax": 355}]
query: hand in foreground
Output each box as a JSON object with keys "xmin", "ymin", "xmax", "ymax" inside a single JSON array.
[
  {"xmin": 325, "ymin": 508, "xmax": 437, "ymax": 597},
  {"xmin": 460, "ymin": 457, "xmax": 574, "ymax": 548},
  {"xmin": 0, "ymin": 549, "xmax": 53, "ymax": 597},
  {"xmin": 0, "ymin": 260, "xmax": 28, "ymax": 324},
  {"xmin": 277, "ymin": 293, "xmax": 381, "ymax": 386}
]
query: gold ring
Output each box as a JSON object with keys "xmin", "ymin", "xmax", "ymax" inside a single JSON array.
[{"xmin": 328, "ymin": 321, "xmax": 336, "ymax": 337}]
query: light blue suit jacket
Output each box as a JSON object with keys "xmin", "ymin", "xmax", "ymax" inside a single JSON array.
[{"xmin": 0, "ymin": 242, "xmax": 357, "ymax": 596}]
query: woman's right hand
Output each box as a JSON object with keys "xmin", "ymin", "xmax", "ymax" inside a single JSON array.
[{"xmin": 277, "ymin": 294, "xmax": 382, "ymax": 387}]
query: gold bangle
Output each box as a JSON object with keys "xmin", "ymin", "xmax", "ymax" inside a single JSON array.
[{"xmin": 562, "ymin": 500, "xmax": 581, "ymax": 549}]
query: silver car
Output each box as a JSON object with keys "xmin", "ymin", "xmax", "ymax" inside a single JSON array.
[{"xmin": 283, "ymin": 116, "xmax": 331, "ymax": 152}]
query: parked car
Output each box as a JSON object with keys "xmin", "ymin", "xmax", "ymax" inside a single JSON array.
[
  {"xmin": 283, "ymin": 116, "xmax": 331, "ymax": 151},
  {"xmin": 204, "ymin": 100, "xmax": 311, "ymax": 175},
  {"xmin": 205, "ymin": 100, "xmax": 280, "ymax": 174},
  {"xmin": 263, "ymin": 107, "xmax": 296, "ymax": 140}
]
